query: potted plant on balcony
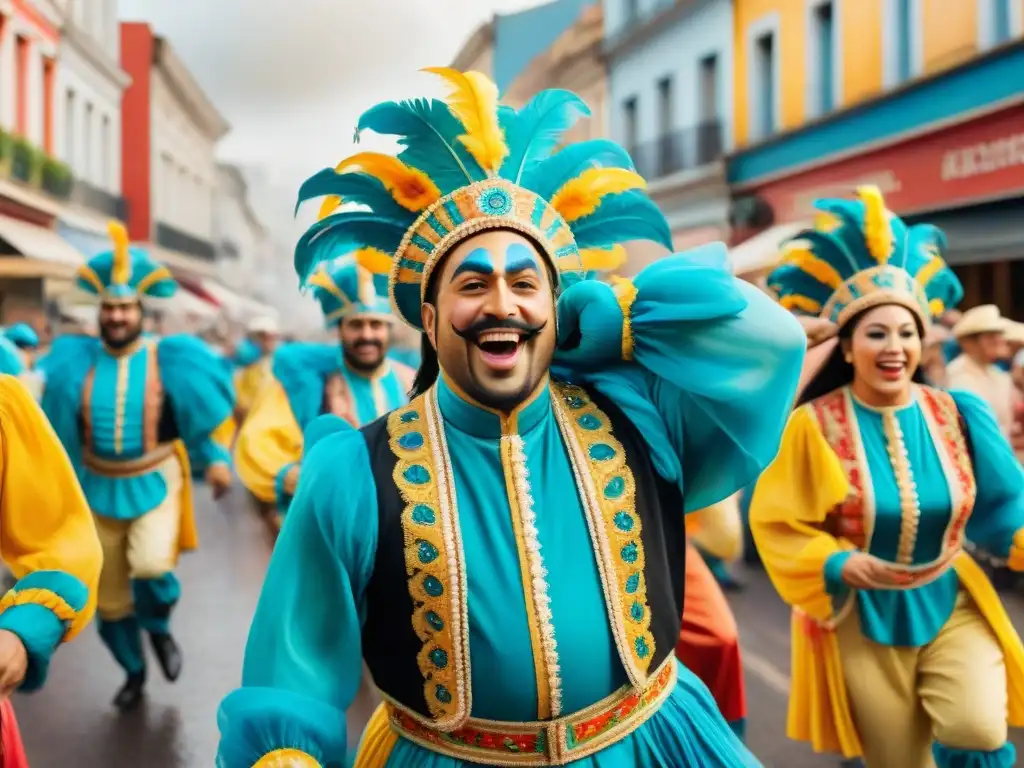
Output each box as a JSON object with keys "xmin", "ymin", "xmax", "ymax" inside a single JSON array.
[
  {"xmin": 41, "ymin": 156, "xmax": 73, "ymax": 199},
  {"xmin": 0, "ymin": 129, "xmax": 11, "ymax": 171},
  {"xmin": 10, "ymin": 137, "xmax": 38, "ymax": 183}
]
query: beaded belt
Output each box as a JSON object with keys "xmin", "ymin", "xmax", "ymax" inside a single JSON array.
[
  {"xmin": 387, "ymin": 656, "xmax": 676, "ymax": 766},
  {"xmin": 82, "ymin": 443, "xmax": 176, "ymax": 478}
]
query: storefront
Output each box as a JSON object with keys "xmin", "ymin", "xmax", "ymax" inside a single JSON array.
[
  {"xmin": 0, "ymin": 187, "xmax": 86, "ymax": 333},
  {"xmin": 728, "ymin": 42, "xmax": 1024, "ymax": 318}
]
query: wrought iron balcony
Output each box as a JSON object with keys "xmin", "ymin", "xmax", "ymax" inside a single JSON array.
[
  {"xmin": 628, "ymin": 121, "xmax": 724, "ymax": 181},
  {"xmin": 70, "ymin": 179, "xmax": 129, "ymax": 220},
  {"xmin": 155, "ymin": 221, "xmax": 217, "ymax": 261}
]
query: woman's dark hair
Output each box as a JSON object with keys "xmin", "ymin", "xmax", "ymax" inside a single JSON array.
[
  {"xmin": 797, "ymin": 306, "xmax": 927, "ymax": 406},
  {"xmin": 407, "ymin": 230, "xmax": 558, "ymax": 398}
]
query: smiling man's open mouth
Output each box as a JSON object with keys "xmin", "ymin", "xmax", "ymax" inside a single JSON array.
[{"xmin": 454, "ymin": 319, "xmax": 546, "ymax": 373}]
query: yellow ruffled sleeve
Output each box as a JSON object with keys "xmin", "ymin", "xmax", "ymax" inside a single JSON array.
[
  {"xmin": 234, "ymin": 378, "xmax": 303, "ymax": 504},
  {"xmin": 0, "ymin": 375, "xmax": 102, "ymax": 690},
  {"xmin": 749, "ymin": 404, "xmax": 863, "ymax": 758},
  {"xmin": 749, "ymin": 404, "xmax": 853, "ymax": 622},
  {"xmin": 686, "ymin": 493, "xmax": 743, "ymax": 562}
]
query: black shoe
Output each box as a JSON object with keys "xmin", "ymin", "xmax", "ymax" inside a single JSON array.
[
  {"xmin": 149, "ymin": 632, "xmax": 182, "ymax": 682},
  {"xmin": 113, "ymin": 671, "xmax": 146, "ymax": 711}
]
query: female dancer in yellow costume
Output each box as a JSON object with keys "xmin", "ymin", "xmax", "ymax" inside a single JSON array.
[{"xmin": 751, "ymin": 186, "xmax": 1024, "ymax": 768}]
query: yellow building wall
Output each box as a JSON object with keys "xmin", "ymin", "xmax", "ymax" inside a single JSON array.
[
  {"xmin": 921, "ymin": 0, "xmax": 979, "ymax": 75},
  {"xmin": 733, "ymin": 0, "xmax": 995, "ymax": 149}
]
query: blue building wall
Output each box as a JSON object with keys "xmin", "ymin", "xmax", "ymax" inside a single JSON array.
[
  {"xmin": 494, "ymin": 0, "xmax": 592, "ymax": 94},
  {"xmin": 604, "ymin": 0, "xmax": 735, "ymax": 150},
  {"xmin": 728, "ymin": 41, "xmax": 1024, "ymax": 186}
]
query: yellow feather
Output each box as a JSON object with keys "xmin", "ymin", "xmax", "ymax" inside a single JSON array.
[
  {"xmin": 814, "ymin": 211, "xmax": 843, "ymax": 232},
  {"xmin": 550, "ymin": 168, "xmax": 646, "ymax": 223},
  {"xmin": 578, "ymin": 245, "xmax": 627, "ymax": 273},
  {"xmin": 318, "ymin": 196, "xmax": 342, "ymax": 220},
  {"xmin": 783, "ymin": 245, "xmax": 843, "ymax": 289},
  {"xmin": 354, "ymin": 247, "xmax": 393, "ymax": 275},
  {"xmin": 779, "ymin": 294, "xmax": 823, "ymax": 313},
  {"xmin": 107, "ymin": 220, "xmax": 132, "ymax": 285},
  {"xmin": 857, "ymin": 185, "xmax": 893, "ymax": 263},
  {"xmin": 929, "ymin": 298, "xmax": 945, "ymax": 316},
  {"xmin": 422, "ymin": 66, "xmax": 507, "ymax": 175},
  {"xmin": 335, "ymin": 152, "xmax": 441, "ymax": 211},
  {"xmin": 308, "ymin": 270, "xmax": 348, "ymax": 305}
]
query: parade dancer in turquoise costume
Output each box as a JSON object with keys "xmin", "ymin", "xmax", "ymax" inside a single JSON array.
[
  {"xmin": 234, "ymin": 256, "xmax": 414, "ymax": 522},
  {"xmin": 217, "ymin": 68, "xmax": 805, "ymax": 767},
  {"xmin": 41, "ymin": 222, "xmax": 236, "ymax": 711}
]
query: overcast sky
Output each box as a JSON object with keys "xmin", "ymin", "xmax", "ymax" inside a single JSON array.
[{"xmin": 119, "ymin": 0, "xmax": 546, "ymax": 188}]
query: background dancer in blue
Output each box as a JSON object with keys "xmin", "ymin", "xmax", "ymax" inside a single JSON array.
[
  {"xmin": 41, "ymin": 222, "xmax": 236, "ymax": 711},
  {"xmin": 217, "ymin": 67, "xmax": 805, "ymax": 767}
]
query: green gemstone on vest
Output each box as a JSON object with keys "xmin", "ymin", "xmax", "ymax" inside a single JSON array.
[
  {"xmin": 566, "ymin": 395, "xmax": 585, "ymax": 409},
  {"xmin": 400, "ymin": 410, "xmax": 419, "ymax": 423},
  {"xmin": 435, "ymin": 684, "xmax": 452, "ymax": 704},
  {"xmin": 417, "ymin": 540, "xmax": 439, "ymax": 564},
  {"xmin": 411, "ymin": 505, "xmax": 436, "ymax": 525},
  {"xmin": 620, "ymin": 541, "xmax": 638, "ymax": 564},
  {"xmin": 399, "ymin": 431, "xmax": 424, "ymax": 450},
  {"xmin": 614, "ymin": 511, "xmax": 634, "ymax": 532},
  {"xmin": 634, "ymin": 636, "xmax": 650, "ymax": 659},
  {"xmin": 625, "ymin": 572, "xmax": 640, "ymax": 594},
  {"xmin": 589, "ymin": 443, "xmax": 615, "ymax": 461},
  {"xmin": 426, "ymin": 611, "xmax": 444, "ymax": 631},
  {"xmin": 429, "ymin": 648, "xmax": 449, "ymax": 669},
  {"xmin": 630, "ymin": 601, "xmax": 645, "ymax": 621},
  {"xmin": 423, "ymin": 575, "xmax": 444, "ymax": 597},
  {"xmin": 577, "ymin": 413, "xmax": 601, "ymax": 430},
  {"xmin": 604, "ymin": 476, "xmax": 625, "ymax": 499},
  {"xmin": 404, "ymin": 465, "xmax": 430, "ymax": 484}
]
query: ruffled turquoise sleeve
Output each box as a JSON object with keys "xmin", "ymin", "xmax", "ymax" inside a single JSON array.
[
  {"xmin": 158, "ymin": 335, "xmax": 236, "ymax": 472},
  {"xmin": 955, "ymin": 389, "xmax": 1024, "ymax": 558},
  {"xmin": 555, "ymin": 245, "xmax": 806, "ymax": 511},
  {"xmin": 272, "ymin": 343, "xmax": 340, "ymax": 431},
  {"xmin": 217, "ymin": 415, "xmax": 375, "ymax": 767},
  {"xmin": 39, "ymin": 335, "xmax": 101, "ymax": 469}
]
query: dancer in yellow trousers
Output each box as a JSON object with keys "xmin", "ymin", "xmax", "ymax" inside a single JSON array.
[{"xmin": 752, "ymin": 186, "xmax": 1024, "ymax": 768}]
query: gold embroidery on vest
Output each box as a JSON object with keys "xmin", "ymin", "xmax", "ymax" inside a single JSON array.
[
  {"xmin": 387, "ymin": 389, "xmax": 470, "ymax": 729},
  {"xmin": 552, "ymin": 383, "xmax": 654, "ymax": 683}
]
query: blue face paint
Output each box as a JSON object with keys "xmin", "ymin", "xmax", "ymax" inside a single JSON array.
[
  {"xmin": 504, "ymin": 242, "xmax": 539, "ymax": 276},
  {"xmin": 451, "ymin": 248, "xmax": 495, "ymax": 281}
]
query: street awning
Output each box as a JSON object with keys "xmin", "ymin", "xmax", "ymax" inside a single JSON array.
[
  {"xmin": 200, "ymin": 279, "xmax": 278, "ymax": 321},
  {"xmin": 0, "ymin": 213, "xmax": 85, "ymax": 270},
  {"xmin": 0, "ymin": 256, "xmax": 77, "ymax": 279},
  {"xmin": 148, "ymin": 244, "xmax": 219, "ymax": 279},
  {"xmin": 729, "ymin": 221, "xmax": 809, "ymax": 277}
]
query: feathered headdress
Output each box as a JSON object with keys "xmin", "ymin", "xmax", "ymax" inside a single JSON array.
[
  {"xmin": 767, "ymin": 186, "xmax": 961, "ymax": 330},
  {"xmin": 309, "ymin": 252, "xmax": 393, "ymax": 329},
  {"xmin": 75, "ymin": 221, "xmax": 177, "ymax": 303},
  {"xmin": 294, "ymin": 68, "xmax": 672, "ymax": 330},
  {"xmin": 1, "ymin": 322, "xmax": 39, "ymax": 350}
]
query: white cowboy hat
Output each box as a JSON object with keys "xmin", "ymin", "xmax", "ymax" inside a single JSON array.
[
  {"xmin": 952, "ymin": 304, "xmax": 1009, "ymax": 339},
  {"xmin": 1004, "ymin": 321, "xmax": 1024, "ymax": 345},
  {"xmin": 247, "ymin": 316, "xmax": 280, "ymax": 335}
]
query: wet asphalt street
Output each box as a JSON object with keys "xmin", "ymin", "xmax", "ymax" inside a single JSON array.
[{"xmin": 11, "ymin": 487, "xmax": 1024, "ymax": 767}]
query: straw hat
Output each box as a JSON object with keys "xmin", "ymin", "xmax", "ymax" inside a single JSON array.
[
  {"xmin": 1004, "ymin": 321, "xmax": 1024, "ymax": 346},
  {"xmin": 247, "ymin": 316, "xmax": 280, "ymax": 335},
  {"xmin": 951, "ymin": 304, "xmax": 1008, "ymax": 339}
]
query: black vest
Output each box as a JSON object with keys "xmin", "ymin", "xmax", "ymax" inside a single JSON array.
[{"xmin": 359, "ymin": 382, "xmax": 686, "ymax": 723}]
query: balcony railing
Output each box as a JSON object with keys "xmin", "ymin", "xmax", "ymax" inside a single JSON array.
[
  {"xmin": 155, "ymin": 221, "xmax": 217, "ymax": 261},
  {"xmin": 70, "ymin": 179, "xmax": 129, "ymax": 220},
  {"xmin": 605, "ymin": 0, "xmax": 688, "ymax": 58},
  {"xmin": 629, "ymin": 121, "xmax": 724, "ymax": 181}
]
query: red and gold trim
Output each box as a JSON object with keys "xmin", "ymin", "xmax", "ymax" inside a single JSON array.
[
  {"xmin": 387, "ymin": 656, "xmax": 676, "ymax": 766},
  {"xmin": 811, "ymin": 389, "xmax": 871, "ymax": 550}
]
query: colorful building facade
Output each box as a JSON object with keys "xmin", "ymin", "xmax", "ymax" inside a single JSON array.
[
  {"xmin": 728, "ymin": 1, "xmax": 1024, "ymax": 317},
  {"xmin": 603, "ymin": 0, "xmax": 733, "ymax": 273}
]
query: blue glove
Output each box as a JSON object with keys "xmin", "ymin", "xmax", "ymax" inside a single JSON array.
[{"xmin": 555, "ymin": 279, "xmax": 626, "ymax": 370}]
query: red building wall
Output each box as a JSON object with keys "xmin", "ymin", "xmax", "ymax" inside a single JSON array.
[{"xmin": 120, "ymin": 23, "xmax": 154, "ymax": 240}]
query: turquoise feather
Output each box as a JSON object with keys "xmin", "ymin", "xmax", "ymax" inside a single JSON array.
[
  {"xmin": 355, "ymin": 98, "xmax": 484, "ymax": 193},
  {"xmin": 294, "ymin": 168, "xmax": 417, "ymax": 224},
  {"xmin": 524, "ymin": 139, "xmax": 635, "ymax": 200},
  {"xmin": 294, "ymin": 212, "xmax": 407, "ymax": 284},
  {"xmin": 499, "ymin": 89, "xmax": 590, "ymax": 184},
  {"xmin": 906, "ymin": 224, "xmax": 962, "ymax": 309},
  {"xmin": 570, "ymin": 190, "xmax": 673, "ymax": 251}
]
